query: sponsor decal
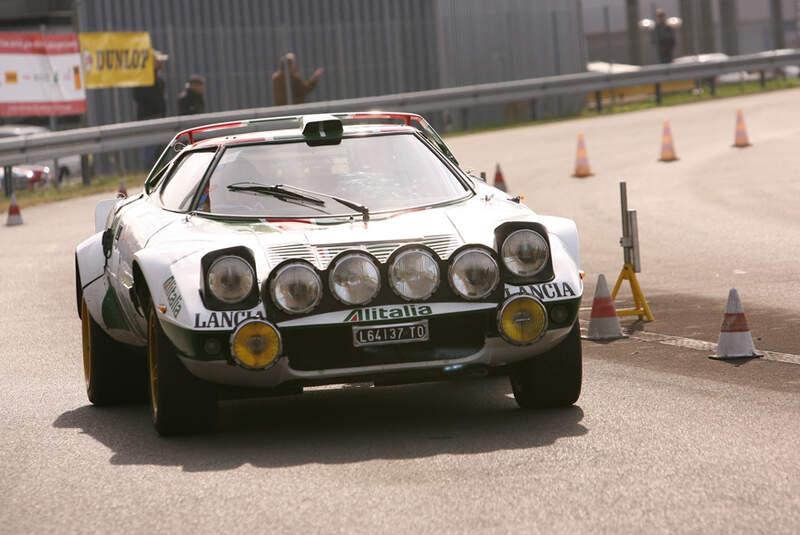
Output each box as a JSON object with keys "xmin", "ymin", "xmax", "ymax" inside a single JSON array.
[
  {"xmin": 194, "ymin": 309, "xmax": 266, "ymax": 329},
  {"xmin": 162, "ymin": 276, "xmax": 182, "ymax": 318},
  {"xmin": 344, "ymin": 304, "xmax": 433, "ymax": 323},
  {"xmin": 504, "ymin": 282, "xmax": 577, "ymax": 301},
  {"xmin": 77, "ymin": 32, "xmax": 154, "ymax": 89}
]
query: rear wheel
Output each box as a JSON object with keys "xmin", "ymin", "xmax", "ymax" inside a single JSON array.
[
  {"xmin": 509, "ymin": 321, "xmax": 582, "ymax": 408},
  {"xmin": 80, "ymin": 297, "xmax": 147, "ymax": 405},
  {"xmin": 147, "ymin": 303, "xmax": 217, "ymax": 435}
]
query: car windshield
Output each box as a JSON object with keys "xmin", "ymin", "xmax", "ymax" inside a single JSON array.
[{"xmin": 195, "ymin": 133, "xmax": 469, "ymax": 217}]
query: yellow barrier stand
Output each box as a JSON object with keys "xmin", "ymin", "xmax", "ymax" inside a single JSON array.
[{"xmin": 611, "ymin": 263, "xmax": 653, "ymax": 321}]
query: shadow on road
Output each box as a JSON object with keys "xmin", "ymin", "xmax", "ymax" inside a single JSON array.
[{"xmin": 53, "ymin": 377, "xmax": 587, "ymax": 472}]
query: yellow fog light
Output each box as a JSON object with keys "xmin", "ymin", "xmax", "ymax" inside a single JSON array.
[
  {"xmin": 230, "ymin": 319, "xmax": 282, "ymax": 369},
  {"xmin": 497, "ymin": 295, "xmax": 548, "ymax": 345}
]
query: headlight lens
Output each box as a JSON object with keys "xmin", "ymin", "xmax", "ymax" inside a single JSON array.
[
  {"xmin": 388, "ymin": 247, "xmax": 440, "ymax": 301},
  {"xmin": 329, "ymin": 252, "xmax": 380, "ymax": 305},
  {"xmin": 269, "ymin": 262, "xmax": 322, "ymax": 314},
  {"xmin": 207, "ymin": 256, "xmax": 255, "ymax": 304},
  {"xmin": 501, "ymin": 229, "xmax": 549, "ymax": 277},
  {"xmin": 497, "ymin": 295, "xmax": 548, "ymax": 345},
  {"xmin": 231, "ymin": 320, "xmax": 281, "ymax": 369},
  {"xmin": 449, "ymin": 248, "xmax": 499, "ymax": 300}
]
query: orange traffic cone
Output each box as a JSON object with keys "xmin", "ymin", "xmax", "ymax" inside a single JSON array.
[
  {"xmin": 732, "ymin": 109, "xmax": 751, "ymax": 148},
  {"xmin": 585, "ymin": 274, "xmax": 626, "ymax": 340},
  {"xmin": 493, "ymin": 163, "xmax": 507, "ymax": 192},
  {"xmin": 6, "ymin": 193, "xmax": 23, "ymax": 226},
  {"xmin": 659, "ymin": 120, "xmax": 678, "ymax": 162},
  {"xmin": 710, "ymin": 289, "xmax": 762, "ymax": 360},
  {"xmin": 117, "ymin": 180, "xmax": 127, "ymax": 198},
  {"xmin": 572, "ymin": 133, "xmax": 593, "ymax": 178}
]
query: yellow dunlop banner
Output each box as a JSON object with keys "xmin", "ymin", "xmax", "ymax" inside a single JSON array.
[{"xmin": 78, "ymin": 32, "xmax": 154, "ymax": 88}]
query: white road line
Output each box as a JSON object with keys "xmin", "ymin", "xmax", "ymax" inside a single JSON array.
[{"xmin": 579, "ymin": 321, "xmax": 800, "ymax": 365}]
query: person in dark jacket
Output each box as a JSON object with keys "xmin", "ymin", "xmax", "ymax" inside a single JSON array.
[
  {"xmin": 272, "ymin": 53, "xmax": 323, "ymax": 105},
  {"xmin": 178, "ymin": 74, "xmax": 206, "ymax": 115},
  {"xmin": 133, "ymin": 49, "xmax": 168, "ymax": 120},
  {"xmin": 654, "ymin": 9, "xmax": 676, "ymax": 63}
]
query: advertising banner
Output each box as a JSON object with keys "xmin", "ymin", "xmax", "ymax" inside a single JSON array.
[
  {"xmin": 78, "ymin": 32, "xmax": 154, "ymax": 89},
  {"xmin": 0, "ymin": 32, "xmax": 87, "ymax": 117}
]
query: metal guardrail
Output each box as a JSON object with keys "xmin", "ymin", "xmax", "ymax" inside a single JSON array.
[{"xmin": 1, "ymin": 49, "xmax": 799, "ymax": 168}]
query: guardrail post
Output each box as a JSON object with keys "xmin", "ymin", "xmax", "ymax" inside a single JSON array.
[
  {"xmin": 80, "ymin": 154, "xmax": 91, "ymax": 186},
  {"xmin": 759, "ymin": 70, "xmax": 766, "ymax": 88},
  {"xmin": 594, "ymin": 90, "xmax": 603, "ymax": 112},
  {"xmin": 3, "ymin": 165, "xmax": 12, "ymax": 197},
  {"xmin": 709, "ymin": 77, "xmax": 716, "ymax": 96},
  {"xmin": 655, "ymin": 82, "xmax": 662, "ymax": 105}
]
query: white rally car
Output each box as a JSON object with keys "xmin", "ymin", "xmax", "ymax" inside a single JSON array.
[{"xmin": 75, "ymin": 112, "xmax": 584, "ymax": 435}]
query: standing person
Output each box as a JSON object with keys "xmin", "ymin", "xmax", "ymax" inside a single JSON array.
[
  {"xmin": 178, "ymin": 74, "xmax": 206, "ymax": 115},
  {"xmin": 133, "ymin": 49, "xmax": 168, "ymax": 169},
  {"xmin": 271, "ymin": 52, "xmax": 323, "ymax": 106},
  {"xmin": 653, "ymin": 8, "xmax": 676, "ymax": 63}
]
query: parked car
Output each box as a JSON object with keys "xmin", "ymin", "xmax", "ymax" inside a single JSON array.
[
  {"xmin": 0, "ymin": 164, "xmax": 53, "ymax": 191},
  {"xmin": 0, "ymin": 125, "xmax": 81, "ymax": 182},
  {"xmin": 75, "ymin": 112, "xmax": 584, "ymax": 435}
]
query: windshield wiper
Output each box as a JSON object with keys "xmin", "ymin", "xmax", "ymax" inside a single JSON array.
[
  {"xmin": 227, "ymin": 182, "xmax": 326, "ymax": 208},
  {"xmin": 275, "ymin": 184, "xmax": 370, "ymax": 223},
  {"xmin": 228, "ymin": 182, "xmax": 370, "ymax": 222}
]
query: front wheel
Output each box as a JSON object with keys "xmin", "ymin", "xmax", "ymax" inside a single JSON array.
[
  {"xmin": 509, "ymin": 321, "xmax": 582, "ymax": 409},
  {"xmin": 80, "ymin": 297, "xmax": 147, "ymax": 405},
  {"xmin": 147, "ymin": 304, "xmax": 217, "ymax": 435}
]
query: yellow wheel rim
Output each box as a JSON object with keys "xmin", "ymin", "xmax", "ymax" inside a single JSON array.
[
  {"xmin": 80, "ymin": 298, "xmax": 91, "ymax": 390},
  {"xmin": 147, "ymin": 310, "xmax": 159, "ymax": 418}
]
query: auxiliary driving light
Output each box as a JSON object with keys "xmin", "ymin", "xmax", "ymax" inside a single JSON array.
[
  {"xmin": 497, "ymin": 295, "xmax": 548, "ymax": 345},
  {"xmin": 230, "ymin": 319, "xmax": 281, "ymax": 369}
]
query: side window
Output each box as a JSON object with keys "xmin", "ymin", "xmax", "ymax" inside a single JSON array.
[{"xmin": 159, "ymin": 151, "xmax": 216, "ymax": 211}]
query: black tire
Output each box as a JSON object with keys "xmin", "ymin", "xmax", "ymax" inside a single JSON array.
[
  {"xmin": 80, "ymin": 297, "xmax": 147, "ymax": 405},
  {"xmin": 147, "ymin": 303, "xmax": 217, "ymax": 435},
  {"xmin": 509, "ymin": 321, "xmax": 582, "ymax": 409}
]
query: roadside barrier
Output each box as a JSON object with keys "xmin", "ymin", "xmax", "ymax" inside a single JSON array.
[
  {"xmin": 572, "ymin": 133, "xmax": 593, "ymax": 178},
  {"xmin": 658, "ymin": 120, "xmax": 678, "ymax": 162},
  {"xmin": 117, "ymin": 181, "xmax": 128, "ymax": 198},
  {"xmin": 493, "ymin": 163, "xmax": 507, "ymax": 192},
  {"xmin": 733, "ymin": 109, "xmax": 751, "ymax": 148},
  {"xmin": 585, "ymin": 274, "xmax": 627, "ymax": 340},
  {"xmin": 5, "ymin": 193, "xmax": 22, "ymax": 226},
  {"xmin": 612, "ymin": 182, "xmax": 653, "ymax": 321},
  {"xmin": 711, "ymin": 288, "xmax": 762, "ymax": 360}
]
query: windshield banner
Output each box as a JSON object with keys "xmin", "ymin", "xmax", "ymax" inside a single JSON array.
[
  {"xmin": 78, "ymin": 32, "xmax": 154, "ymax": 89},
  {"xmin": 0, "ymin": 32, "xmax": 86, "ymax": 117}
]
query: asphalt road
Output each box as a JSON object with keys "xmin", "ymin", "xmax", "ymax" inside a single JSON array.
[{"xmin": 2, "ymin": 89, "xmax": 799, "ymax": 533}]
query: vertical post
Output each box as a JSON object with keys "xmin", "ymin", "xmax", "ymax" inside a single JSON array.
[
  {"xmin": 595, "ymin": 90, "xmax": 603, "ymax": 112},
  {"xmin": 551, "ymin": 11, "xmax": 563, "ymax": 116},
  {"xmin": 624, "ymin": 0, "xmax": 642, "ymax": 65},
  {"xmin": 603, "ymin": 6, "xmax": 612, "ymax": 65},
  {"xmin": 655, "ymin": 82, "xmax": 662, "ymax": 104},
  {"xmin": 718, "ymin": 0, "xmax": 740, "ymax": 56},
  {"xmin": 709, "ymin": 76, "xmax": 716, "ymax": 96},
  {"xmin": 620, "ymin": 181, "xmax": 631, "ymax": 266},
  {"xmin": 760, "ymin": 70, "xmax": 766, "ymax": 87},
  {"xmin": 72, "ymin": 0, "xmax": 91, "ymax": 186},
  {"xmin": 283, "ymin": 53, "xmax": 293, "ymax": 105},
  {"xmin": 628, "ymin": 209, "xmax": 641, "ymax": 272},
  {"xmin": 770, "ymin": 0, "xmax": 786, "ymax": 49},
  {"xmin": 3, "ymin": 165, "xmax": 13, "ymax": 197}
]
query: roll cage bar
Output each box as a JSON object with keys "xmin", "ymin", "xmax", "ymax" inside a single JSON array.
[{"xmin": 144, "ymin": 112, "xmax": 459, "ymax": 193}]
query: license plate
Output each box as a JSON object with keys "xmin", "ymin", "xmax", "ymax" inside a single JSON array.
[{"xmin": 352, "ymin": 320, "xmax": 429, "ymax": 347}]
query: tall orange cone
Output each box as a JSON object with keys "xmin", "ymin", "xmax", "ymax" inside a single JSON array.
[
  {"xmin": 732, "ymin": 108, "xmax": 751, "ymax": 148},
  {"xmin": 585, "ymin": 274, "xmax": 626, "ymax": 340},
  {"xmin": 710, "ymin": 289, "xmax": 762, "ymax": 360},
  {"xmin": 117, "ymin": 180, "xmax": 127, "ymax": 198},
  {"xmin": 572, "ymin": 133, "xmax": 593, "ymax": 178},
  {"xmin": 659, "ymin": 120, "xmax": 678, "ymax": 162},
  {"xmin": 6, "ymin": 193, "xmax": 23, "ymax": 226},
  {"xmin": 493, "ymin": 163, "xmax": 507, "ymax": 192}
]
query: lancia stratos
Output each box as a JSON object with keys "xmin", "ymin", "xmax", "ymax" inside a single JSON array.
[{"xmin": 75, "ymin": 112, "xmax": 584, "ymax": 435}]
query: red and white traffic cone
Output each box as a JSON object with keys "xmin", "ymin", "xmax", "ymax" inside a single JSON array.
[
  {"xmin": 585, "ymin": 274, "xmax": 626, "ymax": 340},
  {"xmin": 572, "ymin": 133, "xmax": 593, "ymax": 178},
  {"xmin": 732, "ymin": 109, "xmax": 751, "ymax": 148},
  {"xmin": 493, "ymin": 163, "xmax": 507, "ymax": 192},
  {"xmin": 659, "ymin": 120, "xmax": 679, "ymax": 162},
  {"xmin": 710, "ymin": 288, "xmax": 762, "ymax": 360},
  {"xmin": 117, "ymin": 180, "xmax": 127, "ymax": 198},
  {"xmin": 6, "ymin": 193, "xmax": 23, "ymax": 226}
]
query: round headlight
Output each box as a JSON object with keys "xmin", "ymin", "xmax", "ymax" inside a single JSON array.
[
  {"xmin": 449, "ymin": 248, "xmax": 499, "ymax": 300},
  {"xmin": 497, "ymin": 295, "xmax": 548, "ymax": 345},
  {"xmin": 388, "ymin": 247, "xmax": 440, "ymax": 301},
  {"xmin": 501, "ymin": 229, "xmax": 549, "ymax": 277},
  {"xmin": 231, "ymin": 319, "xmax": 282, "ymax": 369},
  {"xmin": 207, "ymin": 256, "xmax": 255, "ymax": 304},
  {"xmin": 329, "ymin": 252, "xmax": 380, "ymax": 306},
  {"xmin": 269, "ymin": 262, "xmax": 322, "ymax": 314}
]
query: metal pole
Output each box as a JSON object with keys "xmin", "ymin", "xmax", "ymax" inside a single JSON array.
[
  {"xmin": 628, "ymin": 209, "xmax": 641, "ymax": 272},
  {"xmin": 72, "ymin": 0, "xmax": 91, "ymax": 186},
  {"xmin": 3, "ymin": 165, "xmax": 13, "ymax": 197},
  {"xmin": 283, "ymin": 54, "xmax": 293, "ymax": 105},
  {"xmin": 620, "ymin": 181, "xmax": 631, "ymax": 266},
  {"xmin": 655, "ymin": 82, "xmax": 662, "ymax": 104}
]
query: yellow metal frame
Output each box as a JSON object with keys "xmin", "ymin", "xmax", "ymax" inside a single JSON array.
[{"xmin": 611, "ymin": 264, "xmax": 654, "ymax": 321}]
